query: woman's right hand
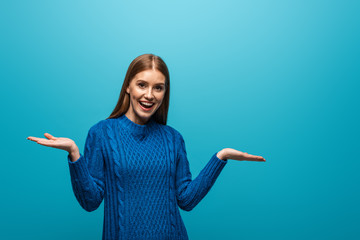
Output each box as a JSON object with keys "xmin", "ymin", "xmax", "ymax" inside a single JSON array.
[{"xmin": 27, "ymin": 133, "xmax": 78, "ymax": 153}]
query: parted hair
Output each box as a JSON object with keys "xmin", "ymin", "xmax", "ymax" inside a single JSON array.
[{"xmin": 106, "ymin": 53, "xmax": 170, "ymax": 125}]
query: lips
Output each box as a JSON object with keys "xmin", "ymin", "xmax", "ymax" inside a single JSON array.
[
  {"xmin": 139, "ymin": 101, "xmax": 155, "ymax": 111},
  {"xmin": 139, "ymin": 101, "xmax": 154, "ymax": 106}
]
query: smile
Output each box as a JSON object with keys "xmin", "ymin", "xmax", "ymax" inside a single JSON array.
[{"xmin": 139, "ymin": 101, "xmax": 155, "ymax": 111}]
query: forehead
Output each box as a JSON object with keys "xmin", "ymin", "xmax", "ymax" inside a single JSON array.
[{"xmin": 133, "ymin": 69, "xmax": 165, "ymax": 84}]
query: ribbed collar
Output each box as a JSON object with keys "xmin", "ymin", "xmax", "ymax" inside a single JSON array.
[{"xmin": 118, "ymin": 114, "xmax": 155, "ymax": 136}]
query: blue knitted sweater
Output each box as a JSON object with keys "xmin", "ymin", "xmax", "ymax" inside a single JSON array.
[{"xmin": 67, "ymin": 114, "xmax": 228, "ymax": 240}]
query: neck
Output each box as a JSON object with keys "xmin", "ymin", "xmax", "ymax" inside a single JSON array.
[
  {"xmin": 120, "ymin": 113, "xmax": 154, "ymax": 136},
  {"xmin": 125, "ymin": 111, "xmax": 150, "ymax": 125}
]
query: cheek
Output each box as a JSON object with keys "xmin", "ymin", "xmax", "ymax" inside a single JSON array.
[
  {"xmin": 156, "ymin": 92, "xmax": 165, "ymax": 100},
  {"xmin": 156, "ymin": 95, "xmax": 165, "ymax": 106},
  {"xmin": 130, "ymin": 91, "xmax": 141, "ymax": 100},
  {"xmin": 130, "ymin": 95, "xmax": 140, "ymax": 107}
]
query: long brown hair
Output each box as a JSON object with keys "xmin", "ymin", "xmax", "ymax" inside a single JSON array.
[{"xmin": 106, "ymin": 53, "xmax": 170, "ymax": 125}]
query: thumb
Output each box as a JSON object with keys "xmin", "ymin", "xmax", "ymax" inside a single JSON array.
[{"xmin": 44, "ymin": 133, "xmax": 57, "ymax": 140}]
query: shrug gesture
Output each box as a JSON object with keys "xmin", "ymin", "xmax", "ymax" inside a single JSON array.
[{"xmin": 27, "ymin": 133, "xmax": 80, "ymax": 162}]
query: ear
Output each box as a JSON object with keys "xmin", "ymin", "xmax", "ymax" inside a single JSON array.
[{"xmin": 126, "ymin": 86, "xmax": 130, "ymax": 94}]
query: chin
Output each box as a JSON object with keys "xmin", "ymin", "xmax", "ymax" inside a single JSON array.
[{"xmin": 135, "ymin": 109, "xmax": 154, "ymax": 120}]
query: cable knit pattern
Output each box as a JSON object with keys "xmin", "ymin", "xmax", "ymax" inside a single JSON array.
[{"xmin": 67, "ymin": 114, "xmax": 228, "ymax": 240}]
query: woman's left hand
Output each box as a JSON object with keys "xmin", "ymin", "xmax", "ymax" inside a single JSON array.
[{"xmin": 217, "ymin": 148, "xmax": 266, "ymax": 162}]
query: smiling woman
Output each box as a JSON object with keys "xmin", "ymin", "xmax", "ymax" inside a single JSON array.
[
  {"xmin": 125, "ymin": 69, "xmax": 167, "ymax": 125},
  {"xmin": 27, "ymin": 53, "xmax": 265, "ymax": 240},
  {"xmin": 107, "ymin": 54, "xmax": 170, "ymax": 125}
]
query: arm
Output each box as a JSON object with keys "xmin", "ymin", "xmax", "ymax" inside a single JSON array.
[
  {"xmin": 175, "ymin": 133, "xmax": 228, "ymax": 211},
  {"xmin": 67, "ymin": 124, "xmax": 105, "ymax": 212}
]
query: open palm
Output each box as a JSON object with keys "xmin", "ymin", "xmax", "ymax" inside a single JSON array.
[
  {"xmin": 27, "ymin": 133, "xmax": 75, "ymax": 152},
  {"xmin": 225, "ymin": 148, "xmax": 266, "ymax": 162}
]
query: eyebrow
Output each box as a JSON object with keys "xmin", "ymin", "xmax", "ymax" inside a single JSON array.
[{"xmin": 136, "ymin": 80, "xmax": 165, "ymax": 86}]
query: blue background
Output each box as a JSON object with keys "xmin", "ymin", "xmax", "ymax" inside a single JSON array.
[{"xmin": 1, "ymin": 0, "xmax": 359, "ymax": 239}]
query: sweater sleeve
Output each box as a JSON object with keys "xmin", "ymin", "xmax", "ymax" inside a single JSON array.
[
  {"xmin": 67, "ymin": 124, "xmax": 105, "ymax": 212},
  {"xmin": 175, "ymin": 132, "xmax": 228, "ymax": 211}
]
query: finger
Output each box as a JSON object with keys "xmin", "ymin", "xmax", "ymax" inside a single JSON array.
[
  {"xmin": 44, "ymin": 133, "xmax": 57, "ymax": 140},
  {"xmin": 246, "ymin": 154, "xmax": 265, "ymax": 162},
  {"xmin": 254, "ymin": 156, "xmax": 266, "ymax": 162},
  {"xmin": 37, "ymin": 140, "xmax": 56, "ymax": 147},
  {"xmin": 27, "ymin": 136, "xmax": 46, "ymax": 142}
]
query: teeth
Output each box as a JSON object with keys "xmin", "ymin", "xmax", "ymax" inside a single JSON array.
[{"xmin": 140, "ymin": 101, "xmax": 154, "ymax": 107}]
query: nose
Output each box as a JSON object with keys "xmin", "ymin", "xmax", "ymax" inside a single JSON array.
[{"xmin": 144, "ymin": 88, "xmax": 154, "ymax": 100}]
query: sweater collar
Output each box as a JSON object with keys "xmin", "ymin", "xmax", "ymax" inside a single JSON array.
[{"xmin": 118, "ymin": 114, "xmax": 155, "ymax": 136}]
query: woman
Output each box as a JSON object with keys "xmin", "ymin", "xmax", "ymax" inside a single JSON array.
[{"xmin": 27, "ymin": 53, "xmax": 266, "ymax": 240}]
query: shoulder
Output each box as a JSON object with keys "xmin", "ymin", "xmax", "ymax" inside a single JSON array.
[{"xmin": 88, "ymin": 119, "xmax": 108, "ymax": 137}]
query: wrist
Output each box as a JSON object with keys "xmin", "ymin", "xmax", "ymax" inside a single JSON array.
[
  {"xmin": 217, "ymin": 149, "xmax": 228, "ymax": 161},
  {"xmin": 68, "ymin": 147, "xmax": 80, "ymax": 163},
  {"xmin": 68, "ymin": 144, "xmax": 79, "ymax": 155}
]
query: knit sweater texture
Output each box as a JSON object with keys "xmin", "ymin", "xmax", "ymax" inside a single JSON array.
[{"xmin": 67, "ymin": 114, "xmax": 228, "ymax": 240}]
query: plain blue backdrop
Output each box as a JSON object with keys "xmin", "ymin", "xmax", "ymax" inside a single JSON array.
[{"xmin": 1, "ymin": 0, "xmax": 359, "ymax": 239}]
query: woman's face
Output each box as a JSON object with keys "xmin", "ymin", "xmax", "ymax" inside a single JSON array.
[{"xmin": 125, "ymin": 69, "xmax": 166, "ymax": 125}]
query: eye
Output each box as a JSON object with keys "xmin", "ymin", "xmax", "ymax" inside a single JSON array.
[
  {"xmin": 138, "ymin": 83, "xmax": 145, "ymax": 88},
  {"xmin": 155, "ymin": 86, "xmax": 163, "ymax": 91}
]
